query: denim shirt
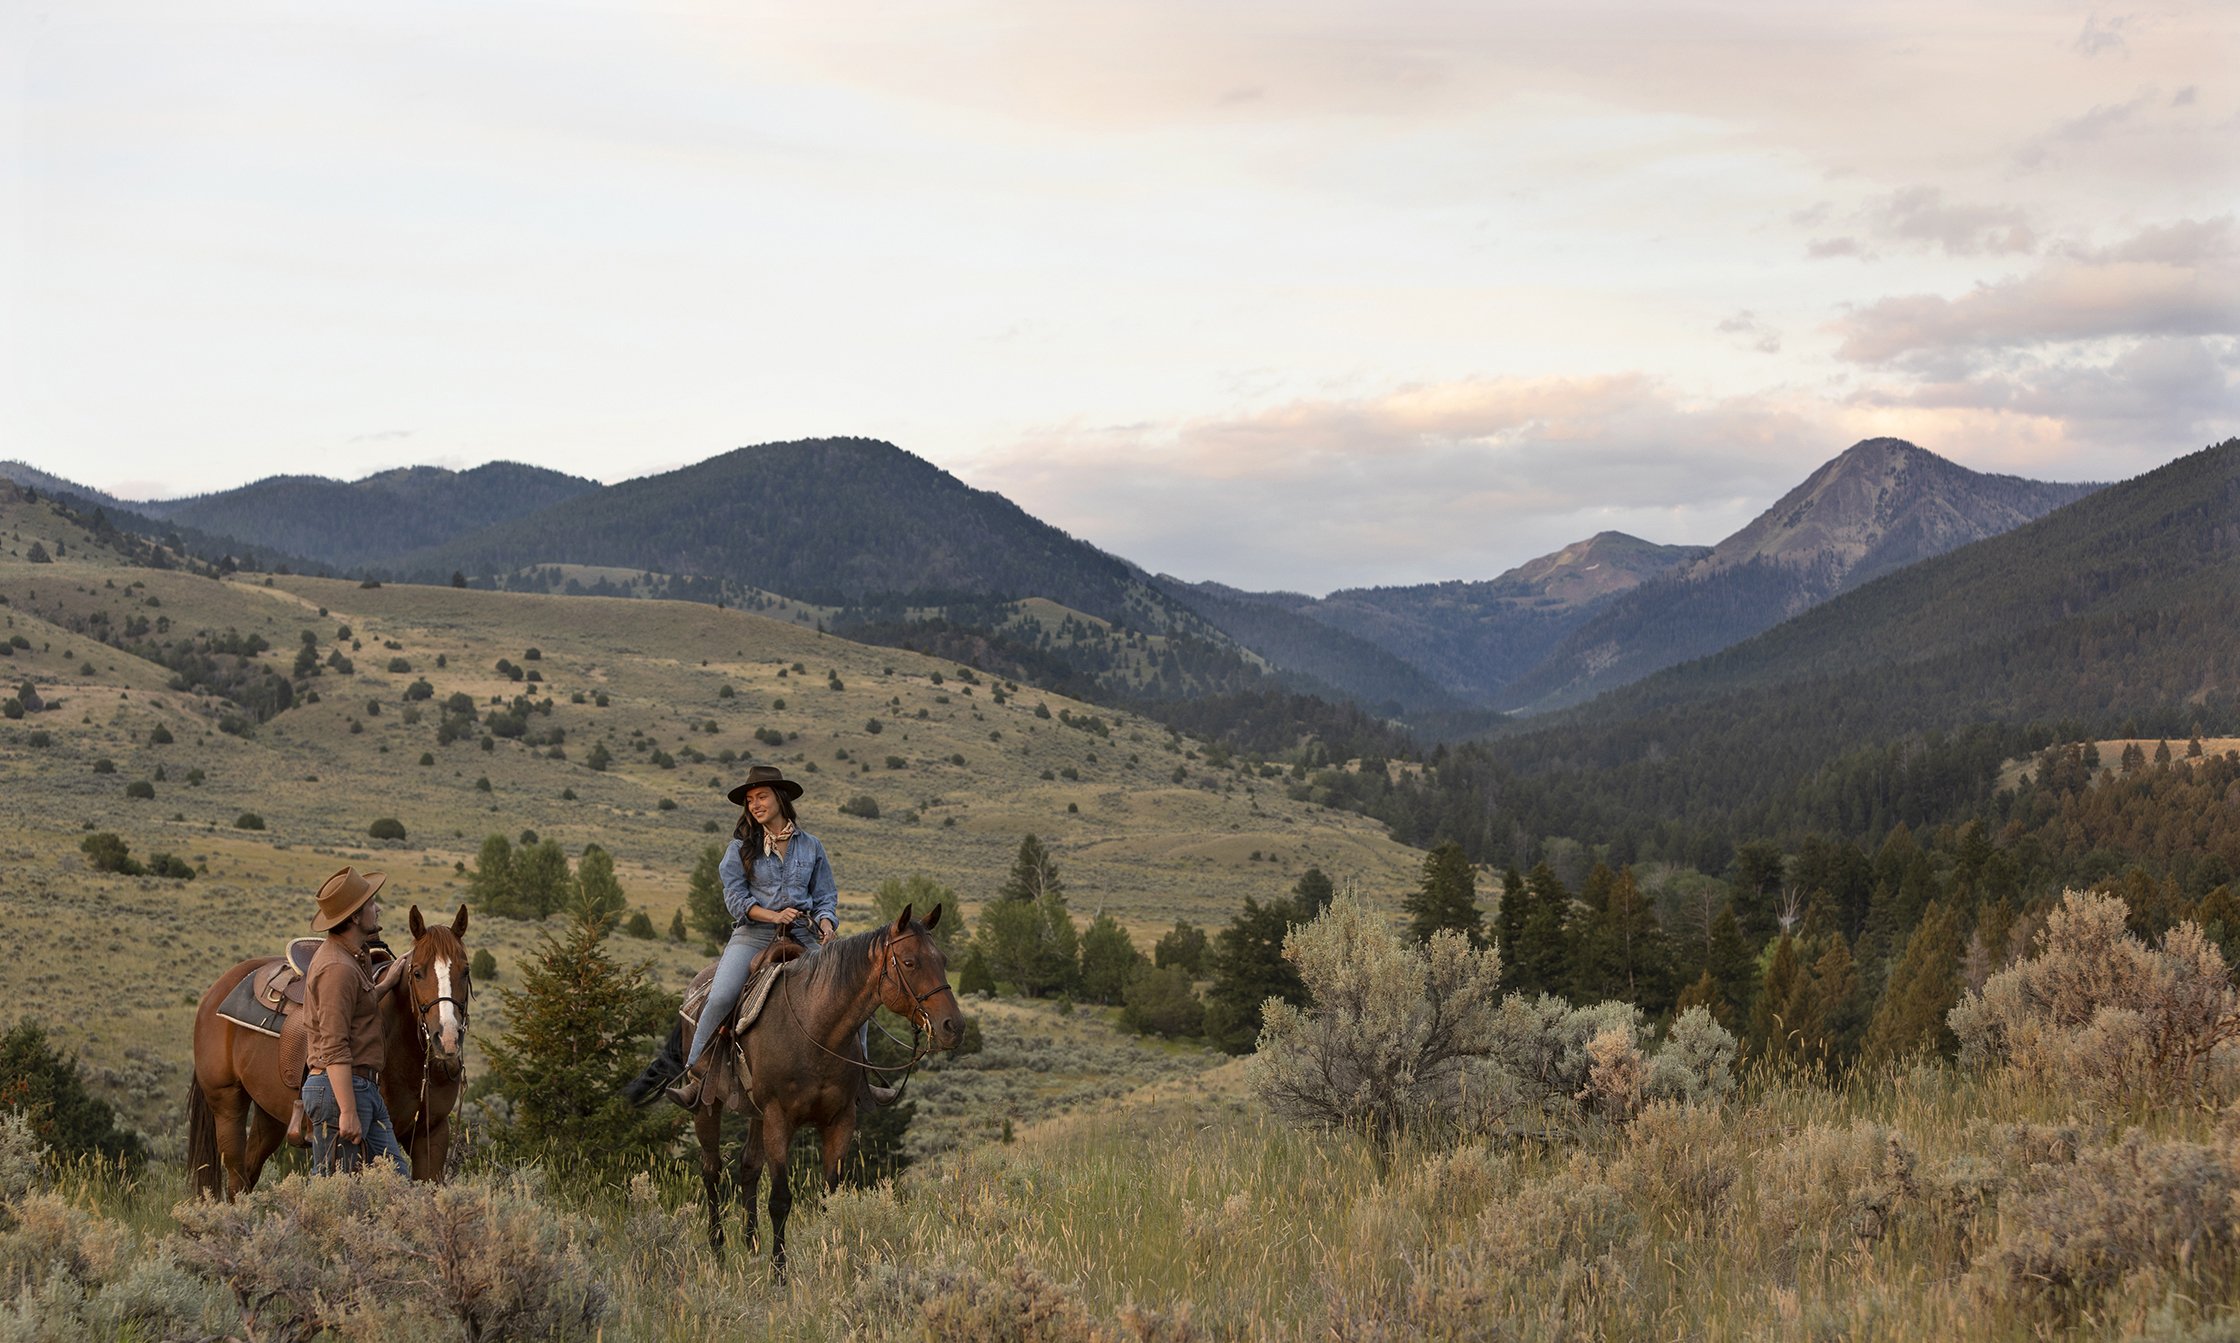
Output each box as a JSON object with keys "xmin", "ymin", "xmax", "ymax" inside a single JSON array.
[{"xmin": 718, "ymin": 832, "xmax": 838, "ymax": 926}]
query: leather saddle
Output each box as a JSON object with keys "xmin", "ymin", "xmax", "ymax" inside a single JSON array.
[
  {"xmin": 216, "ymin": 939, "xmax": 394, "ymax": 1097},
  {"xmin": 677, "ymin": 942, "xmax": 804, "ymax": 1107}
]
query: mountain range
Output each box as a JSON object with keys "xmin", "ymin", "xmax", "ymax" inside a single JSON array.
[{"xmin": 0, "ymin": 436, "xmax": 2106, "ymax": 723}]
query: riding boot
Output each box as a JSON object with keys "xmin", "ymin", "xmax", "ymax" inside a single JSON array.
[
  {"xmin": 286, "ymin": 1097, "xmax": 309, "ymax": 1147},
  {"xmin": 665, "ymin": 1053, "xmax": 711, "ymax": 1108}
]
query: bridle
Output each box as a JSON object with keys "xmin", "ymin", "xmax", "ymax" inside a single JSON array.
[
  {"xmin": 780, "ymin": 926, "xmax": 956, "ymax": 1096},
  {"xmin": 397, "ymin": 947, "xmax": 471, "ymax": 1083}
]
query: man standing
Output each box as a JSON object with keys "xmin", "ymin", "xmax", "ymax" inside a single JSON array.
[{"xmin": 302, "ymin": 867, "xmax": 410, "ymax": 1175}]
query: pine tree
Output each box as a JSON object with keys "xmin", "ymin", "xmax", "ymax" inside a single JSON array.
[
  {"xmin": 1704, "ymin": 901, "xmax": 1758, "ymax": 1022},
  {"xmin": 1730, "ymin": 839, "xmax": 1785, "ymax": 941},
  {"xmin": 1510, "ymin": 862, "xmax": 1573, "ymax": 998},
  {"xmin": 1203, "ymin": 895, "xmax": 1307, "ymax": 1054},
  {"xmin": 1805, "ymin": 936, "xmax": 1866, "ymax": 1068},
  {"xmin": 1570, "ymin": 865, "xmax": 1672, "ymax": 1009},
  {"xmin": 1292, "ymin": 867, "xmax": 1336, "ymax": 920},
  {"xmin": 483, "ymin": 920, "xmax": 676, "ymax": 1161},
  {"xmin": 467, "ymin": 834, "xmax": 519, "ymax": 918},
  {"xmin": 1494, "ymin": 867, "xmax": 1528, "ymax": 987},
  {"xmin": 685, "ymin": 844, "xmax": 728, "ymax": 953},
  {"xmin": 667, "ymin": 909, "xmax": 688, "ymax": 942},
  {"xmin": 568, "ymin": 844, "xmax": 626, "ymax": 933},
  {"xmin": 872, "ymin": 874, "xmax": 968, "ymax": 954},
  {"xmin": 1404, "ymin": 841, "xmax": 1482, "ymax": 945},
  {"xmin": 979, "ymin": 838, "xmax": 1080, "ymax": 997},
  {"xmin": 1078, "ymin": 913, "xmax": 1144, "ymax": 1004},
  {"xmin": 1747, "ymin": 934, "xmax": 1813, "ymax": 1065},
  {"xmin": 1153, "ymin": 921, "xmax": 1210, "ymax": 973},
  {"xmin": 1861, "ymin": 901, "xmax": 1966, "ymax": 1066},
  {"xmin": 513, "ymin": 839, "xmax": 574, "ymax": 919},
  {"xmin": 998, "ymin": 834, "xmax": 1063, "ymax": 904},
  {"xmin": 1674, "ymin": 968, "xmax": 1728, "ymax": 1027}
]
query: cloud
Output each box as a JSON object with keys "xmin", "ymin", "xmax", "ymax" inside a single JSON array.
[
  {"xmin": 347, "ymin": 428, "xmax": 416, "ymax": 444},
  {"xmin": 1844, "ymin": 336, "xmax": 2240, "ymax": 472},
  {"xmin": 965, "ymin": 376, "xmax": 1836, "ymax": 590},
  {"xmin": 1807, "ymin": 236, "xmax": 1868, "ymax": 260},
  {"xmin": 2074, "ymin": 13, "xmax": 2133, "ymax": 58},
  {"xmin": 1829, "ymin": 216, "xmax": 2238, "ymax": 362},
  {"xmin": 2016, "ymin": 90, "xmax": 2158, "ymax": 168},
  {"xmin": 1716, "ymin": 310, "xmax": 1783, "ymax": 353},
  {"xmin": 1872, "ymin": 186, "xmax": 2035, "ymax": 256}
]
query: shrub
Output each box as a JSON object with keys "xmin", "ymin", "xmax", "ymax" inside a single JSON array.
[
  {"xmin": 404, "ymin": 677, "xmax": 434, "ymax": 701},
  {"xmin": 368, "ymin": 817, "xmax": 407, "ymax": 842},
  {"xmin": 79, "ymin": 832, "xmax": 142, "ymax": 875},
  {"xmin": 0, "ymin": 1021, "xmax": 147, "ymax": 1166},
  {"xmin": 839, "ymin": 794, "xmax": 881, "ymax": 819},
  {"xmin": 886, "ymin": 755, "xmax": 906, "ymax": 770},
  {"xmin": 123, "ymin": 779, "xmax": 155, "ymax": 800},
  {"xmin": 386, "ymin": 657, "xmax": 412, "ymax": 673},
  {"xmin": 1253, "ymin": 890, "xmax": 1504, "ymax": 1145},
  {"xmin": 0, "ymin": 699, "xmax": 18, "ymax": 721},
  {"xmin": 482, "ymin": 920, "xmax": 674, "ymax": 1160},
  {"xmin": 471, "ymin": 948, "xmax": 498, "ymax": 980},
  {"xmin": 622, "ymin": 910, "xmax": 656, "ymax": 939},
  {"xmin": 1609, "ymin": 1100, "xmax": 1740, "ymax": 1229},
  {"xmin": 1950, "ymin": 888, "xmax": 2240, "ymax": 1107},
  {"xmin": 864, "ymin": 718, "xmax": 882, "ymax": 734},
  {"xmin": 24, "ymin": 730, "xmax": 49, "ymax": 748},
  {"xmin": 91, "ymin": 758, "xmax": 115, "ymax": 775},
  {"xmin": 147, "ymin": 724, "xmax": 172, "ymax": 744},
  {"xmin": 1121, "ymin": 965, "xmax": 1205, "ymax": 1038},
  {"xmin": 1643, "ymin": 1006, "xmax": 1740, "ymax": 1105},
  {"xmin": 1756, "ymin": 1123, "xmax": 1920, "ymax": 1255},
  {"xmin": 232, "ymin": 812, "xmax": 264, "ymax": 830},
  {"xmin": 173, "ymin": 1170, "xmax": 611, "ymax": 1340},
  {"xmin": 847, "ymin": 1257, "xmax": 1109, "ymax": 1343},
  {"xmin": 656, "ymin": 796, "xmax": 676, "ymax": 811},
  {"xmin": 1970, "ymin": 1124, "xmax": 2240, "ymax": 1322}
]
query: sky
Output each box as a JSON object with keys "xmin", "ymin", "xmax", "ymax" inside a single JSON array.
[{"xmin": 5, "ymin": 1, "xmax": 2235, "ymax": 595}]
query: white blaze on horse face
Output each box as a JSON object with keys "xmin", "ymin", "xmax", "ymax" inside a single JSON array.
[{"xmin": 435, "ymin": 957, "xmax": 462, "ymax": 1054}]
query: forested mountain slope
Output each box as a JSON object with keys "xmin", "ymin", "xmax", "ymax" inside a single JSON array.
[
  {"xmin": 1330, "ymin": 440, "xmax": 2237, "ymax": 864},
  {"xmin": 1500, "ymin": 439, "xmax": 2101, "ymax": 711},
  {"xmin": 142, "ymin": 462, "xmax": 602, "ymax": 568}
]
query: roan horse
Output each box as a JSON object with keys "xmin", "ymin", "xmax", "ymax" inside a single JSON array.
[
  {"xmin": 629, "ymin": 904, "xmax": 964, "ymax": 1269},
  {"xmin": 187, "ymin": 905, "xmax": 473, "ymax": 1197}
]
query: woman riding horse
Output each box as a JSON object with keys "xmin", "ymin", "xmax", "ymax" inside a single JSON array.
[{"xmin": 668, "ymin": 764, "xmax": 840, "ymax": 1106}]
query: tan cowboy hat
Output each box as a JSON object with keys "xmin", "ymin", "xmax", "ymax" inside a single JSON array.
[
  {"xmin": 311, "ymin": 866, "xmax": 387, "ymax": 932},
  {"xmin": 726, "ymin": 763, "xmax": 804, "ymax": 806}
]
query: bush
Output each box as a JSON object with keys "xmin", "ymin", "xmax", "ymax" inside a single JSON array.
[
  {"xmin": 386, "ymin": 657, "xmax": 412, "ymax": 674},
  {"xmin": 471, "ymin": 948, "xmax": 498, "ymax": 980},
  {"xmin": 1971, "ymin": 1123, "xmax": 2240, "ymax": 1322},
  {"xmin": 91, "ymin": 758, "xmax": 115, "ymax": 775},
  {"xmin": 622, "ymin": 910, "xmax": 656, "ymax": 939},
  {"xmin": 79, "ymin": 832, "xmax": 143, "ymax": 876},
  {"xmin": 839, "ymin": 794, "xmax": 881, "ymax": 819},
  {"xmin": 864, "ymin": 718, "xmax": 883, "ymax": 734},
  {"xmin": 1950, "ymin": 889, "xmax": 2240, "ymax": 1107},
  {"xmin": 0, "ymin": 700, "xmax": 18, "ymax": 721},
  {"xmin": 1121, "ymin": 965, "xmax": 1205, "ymax": 1038},
  {"xmin": 368, "ymin": 817, "xmax": 407, "ymax": 842},
  {"xmin": 1756, "ymin": 1123, "xmax": 1920, "ymax": 1256},
  {"xmin": 886, "ymin": 755, "xmax": 906, "ymax": 770},
  {"xmin": 173, "ymin": 1170, "xmax": 611, "ymax": 1340},
  {"xmin": 232, "ymin": 812, "xmax": 264, "ymax": 830},
  {"xmin": 147, "ymin": 724, "xmax": 172, "ymax": 744},
  {"xmin": 1252, "ymin": 890, "xmax": 1504, "ymax": 1145},
  {"xmin": 123, "ymin": 780, "xmax": 155, "ymax": 800},
  {"xmin": 404, "ymin": 677, "xmax": 435, "ymax": 701},
  {"xmin": 0, "ymin": 1021, "xmax": 147, "ymax": 1167}
]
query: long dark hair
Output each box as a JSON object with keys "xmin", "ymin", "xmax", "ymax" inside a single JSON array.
[{"xmin": 733, "ymin": 794, "xmax": 800, "ymax": 851}]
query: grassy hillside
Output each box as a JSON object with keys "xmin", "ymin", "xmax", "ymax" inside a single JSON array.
[{"xmin": 0, "ymin": 488, "xmax": 1426, "ymax": 1144}]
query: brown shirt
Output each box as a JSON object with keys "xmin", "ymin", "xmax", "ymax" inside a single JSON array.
[{"xmin": 304, "ymin": 938, "xmax": 385, "ymax": 1070}]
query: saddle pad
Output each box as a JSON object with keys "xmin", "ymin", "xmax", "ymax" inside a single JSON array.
[
  {"xmin": 678, "ymin": 958, "xmax": 787, "ymax": 1036},
  {"xmin": 216, "ymin": 970, "xmax": 286, "ymax": 1039}
]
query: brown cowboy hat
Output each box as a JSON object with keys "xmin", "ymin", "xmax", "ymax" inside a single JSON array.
[
  {"xmin": 726, "ymin": 764, "xmax": 804, "ymax": 806},
  {"xmin": 311, "ymin": 866, "xmax": 387, "ymax": 932}
]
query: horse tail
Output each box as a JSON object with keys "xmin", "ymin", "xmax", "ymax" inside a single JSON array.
[
  {"xmin": 623, "ymin": 1021, "xmax": 686, "ymax": 1108},
  {"xmin": 186, "ymin": 1077, "xmax": 223, "ymax": 1200}
]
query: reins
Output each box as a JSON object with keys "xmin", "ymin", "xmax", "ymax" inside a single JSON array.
[
  {"xmin": 393, "ymin": 945, "xmax": 471, "ymax": 1173},
  {"xmin": 776, "ymin": 928, "xmax": 949, "ymax": 1098}
]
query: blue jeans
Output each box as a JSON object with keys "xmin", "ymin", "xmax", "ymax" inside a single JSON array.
[
  {"xmin": 303, "ymin": 1072, "xmax": 411, "ymax": 1177},
  {"xmin": 685, "ymin": 921, "xmax": 811, "ymax": 1068}
]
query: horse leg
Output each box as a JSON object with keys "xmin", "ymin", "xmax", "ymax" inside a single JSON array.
[
  {"xmin": 409, "ymin": 1114, "xmax": 451, "ymax": 1181},
  {"xmin": 738, "ymin": 1115, "xmax": 762, "ymax": 1254},
  {"xmin": 205, "ymin": 1082, "xmax": 255, "ymax": 1200},
  {"xmin": 239, "ymin": 1103, "xmax": 287, "ymax": 1194},
  {"xmin": 820, "ymin": 1109, "xmax": 858, "ymax": 1194},
  {"xmin": 764, "ymin": 1116, "xmax": 795, "ymax": 1279},
  {"xmin": 693, "ymin": 1105, "xmax": 727, "ymax": 1254}
]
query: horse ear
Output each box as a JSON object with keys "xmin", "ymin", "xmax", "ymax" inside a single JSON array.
[
  {"xmin": 924, "ymin": 903, "xmax": 943, "ymax": 930},
  {"xmin": 892, "ymin": 903, "xmax": 913, "ymax": 935},
  {"xmin": 452, "ymin": 904, "xmax": 470, "ymax": 937},
  {"xmin": 409, "ymin": 905, "xmax": 428, "ymax": 939}
]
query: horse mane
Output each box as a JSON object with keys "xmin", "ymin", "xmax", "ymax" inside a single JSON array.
[{"xmin": 795, "ymin": 923, "xmax": 892, "ymax": 1003}]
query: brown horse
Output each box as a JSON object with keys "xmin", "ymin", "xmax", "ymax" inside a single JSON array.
[
  {"xmin": 634, "ymin": 904, "xmax": 964, "ymax": 1270},
  {"xmin": 187, "ymin": 905, "xmax": 472, "ymax": 1198}
]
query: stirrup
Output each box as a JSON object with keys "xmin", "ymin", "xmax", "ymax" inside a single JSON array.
[
  {"xmin": 865, "ymin": 1081, "xmax": 899, "ymax": 1106},
  {"xmin": 665, "ymin": 1055, "xmax": 710, "ymax": 1108}
]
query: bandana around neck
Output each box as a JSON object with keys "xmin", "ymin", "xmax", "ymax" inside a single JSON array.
[{"xmin": 760, "ymin": 818, "xmax": 796, "ymax": 860}]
